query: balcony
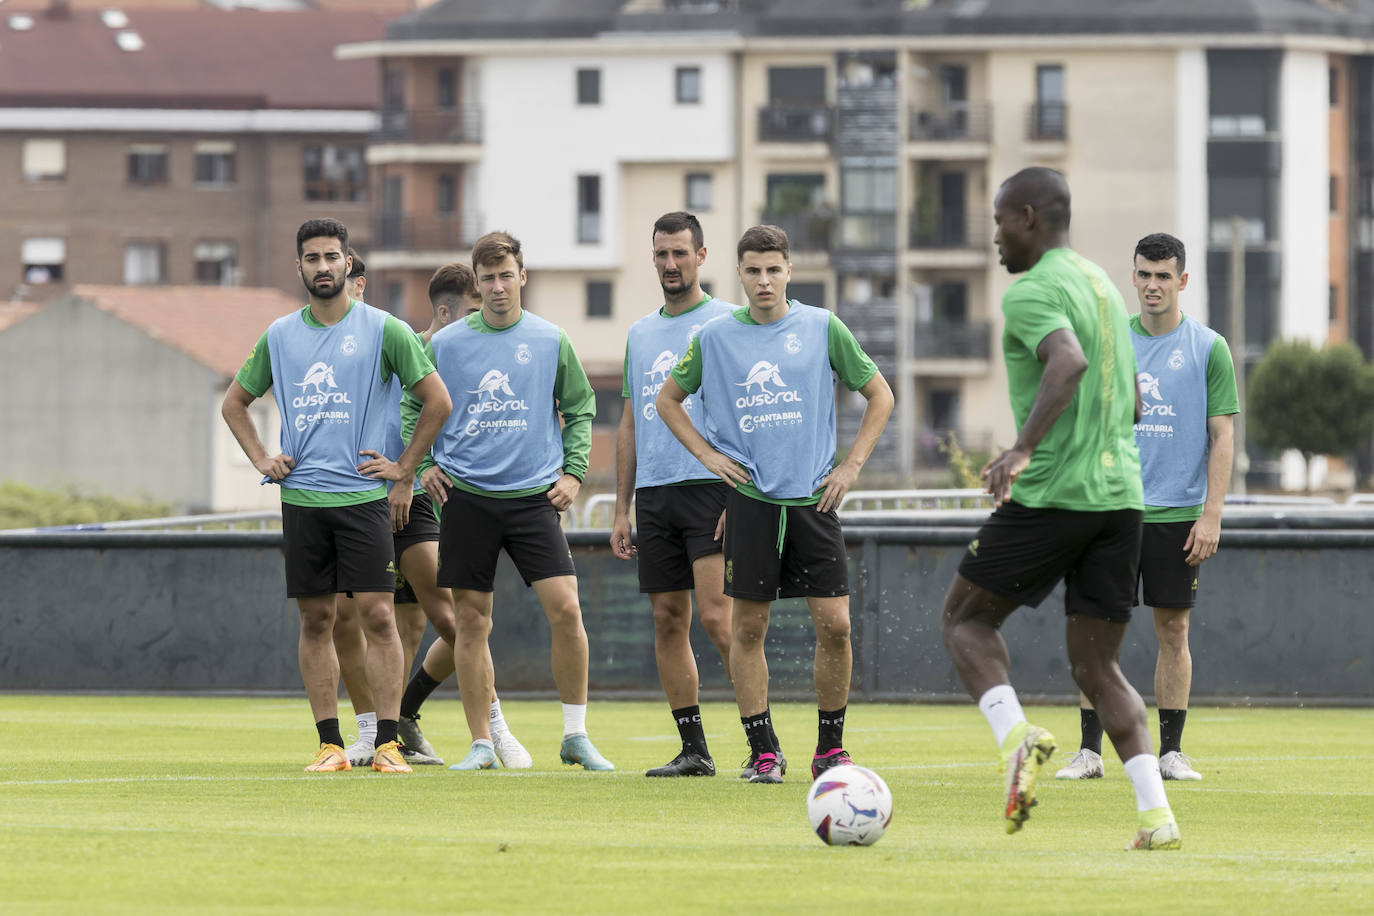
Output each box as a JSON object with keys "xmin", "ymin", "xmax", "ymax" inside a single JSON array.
[
  {"xmin": 907, "ymin": 210, "xmax": 990, "ymax": 268},
  {"xmin": 1027, "ymin": 102, "xmax": 1067, "ymax": 142},
  {"xmin": 758, "ymin": 104, "xmax": 833, "ymax": 143},
  {"xmin": 913, "ymin": 321, "xmax": 991, "ymax": 360},
  {"xmin": 375, "ymin": 106, "xmax": 483, "ymax": 144},
  {"xmin": 761, "ymin": 208, "xmax": 833, "ymax": 253},
  {"xmin": 909, "ymin": 102, "xmax": 991, "ymax": 143},
  {"xmin": 374, "ymin": 211, "xmax": 483, "ymax": 253}
]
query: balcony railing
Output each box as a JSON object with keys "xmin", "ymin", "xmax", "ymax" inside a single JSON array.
[
  {"xmin": 758, "ymin": 103, "xmax": 833, "ymax": 142},
  {"xmin": 375, "ymin": 107, "xmax": 483, "ymax": 144},
  {"xmin": 908, "ymin": 211, "xmax": 990, "ymax": 250},
  {"xmin": 761, "ymin": 208, "xmax": 834, "ymax": 252},
  {"xmin": 913, "ymin": 321, "xmax": 991, "ymax": 360},
  {"xmin": 375, "ymin": 211, "xmax": 483, "ymax": 251},
  {"xmin": 909, "ymin": 102, "xmax": 991, "ymax": 142},
  {"xmin": 1027, "ymin": 102, "xmax": 1067, "ymax": 141}
]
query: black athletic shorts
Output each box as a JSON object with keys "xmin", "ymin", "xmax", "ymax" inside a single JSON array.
[
  {"xmin": 1138, "ymin": 520, "xmax": 1198, "ymax": 609},
  {"xmin": 436, "ymin": 482, "xmax": 576, "ymax": 591},
  {"xmin": 635, "ymin": 481, "xmax": 728, "ymax": 593},
  {"xmin": 281, "ymin": 499, "xmax": 395, "ymax": 599},
  {"xmin": 958, "ymin": 501, "xmax": 1144, "ymax": 622},
  {"xmin": 722, "ymin": 486, "xmax": 849, "ymax": 602}
]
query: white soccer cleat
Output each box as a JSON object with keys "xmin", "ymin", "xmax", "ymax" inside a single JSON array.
[
  {"xmin": 1054, "ymin": 748, "xmax": 1104, "ymax": 780},
  {"xmin": 1159, "ymin": 750, "xmax": 1202, "ymax": 781},
  {"xmin": 344, "ymin": 737, "xmax": 375, "ymax": 768},
  {"xmin": 492, "ymin": 729, "xmax": 533, "ymax": 769}
]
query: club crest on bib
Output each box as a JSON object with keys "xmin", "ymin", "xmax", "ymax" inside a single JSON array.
[
  {"xmin": 1167, "ymin": 349, "xmax": 1184, "ymax": 370},
  {"xmin": 515, "ymin": 343, "xmax": 532, "ymax": 364},
  {"xmin": 785, "ymin": 333, "xmax": 802, "ymax": 354},
  {"xmin": 341, "ymin": 334, "xmax": 357, "ymax": 356}
]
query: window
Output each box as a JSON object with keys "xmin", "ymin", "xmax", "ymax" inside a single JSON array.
[
  {"xmin": 123, "ymin": 242, "xmax": 165, "ymax": 284},
  {"xmin": 194, "ymin": 141, "xmax": 235, "ymax": 185},
  {"xmin": 676, "ymin": 66, "xmax": 701, "ymax": 104},
  {"xmin": 768, "ymin": 66, "xmax": 826, "ymax": 104},
  {"xmin": 1330, "ymin": 67, "xmax": 1340, "ymax": 107},
  {"xmin": 1331, "ymin": 175, "xmax": 1340, "ymax": 213},
  {"xmin": 765, "ymin": 173, "xmax": 826, "ymax": 212},
  {"xmin": 22, "ymin": 139, "xmax": 65, "ymax": 182},
  {"xmin": 195, "ymin": 241, "xmax": 237, "ymax": 286},
  {"xmin": 578, "ymin": 175, "xmax": 601, "ymax": 244},
  {"xmin": 1330, "ymin": 284, "xmax": 1338, "ymax": 322},
  {"xmin": 127, "ymin": 144, "xmax": 168, "ymax": 185},
  {"xmin": 386, "ymin": 281, "xmax": 405, "ymax": 317},
  {"xmin": 788, "ymin": 281, "xmax": 825, "ymax": 310},
  {"xmin": 1031, "ymin": 64, "xmax": 1066, "ymax": 139},
  {"xmin": 21, "ymin": 237, "xmax": 65, "ymax": 284},
  {"xmin": 382, "ymin": 66, "xmax": 404, "ymax": 113},
  {"xmin": 592, "ymin": 386, "xmax": 621, "ymax": 426},
  {"xmin": 685, "ymin": 172, "xmax": 712, "ymax": 211},
  {"xmin": 303, "ymin": 144, "xmax": 366, "ymax": 202},
  {"xmin": 436, "ymin": 174, "xmax": 457, "ymax": 215},
  {"xmin": 586, "ymin": 280, "xmax": 612, "ymax": 318},
  {"xmin": 577, "ymin": 68, "xmax": 601, "ymax": 105},
  {"xmin": 436, "ymin": 68, "xmax": 457, "ymax": 109}
]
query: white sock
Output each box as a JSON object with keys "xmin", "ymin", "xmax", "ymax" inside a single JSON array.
[
  {"xmin": 562, "ymin": 702, "xmax": 587, "ymax": 738},
  {"xmin": 490, "ymin": 699, "xmax": 508, "ymax": 737},
  {"xmin": 1123, "ymin": 753, "xmax": 1171, "ymax": 813},
  {"xmin": 355, "ymin": 712, "xmax": 377, "ymax": 746},
  {"xmin": 472, "ymin": 737, "xmax": 494, "ymax": 750},
  {"xmin": 977, "ymin": 685, "xmax": 1026, "ymax": 748}
]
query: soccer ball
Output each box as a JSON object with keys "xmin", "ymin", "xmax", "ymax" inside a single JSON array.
[{"xmin": 805, "ymin": 764, "xmax": 893, "ymax": 846}]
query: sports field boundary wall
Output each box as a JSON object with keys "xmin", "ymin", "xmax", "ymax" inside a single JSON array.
[{"xmin": 1, "ymin": 514, "xmax": 1369, "ymax": 702}]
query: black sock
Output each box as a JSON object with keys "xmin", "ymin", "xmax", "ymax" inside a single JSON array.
[
  {"xmin": 316, "ymin": 718, "xmax": 344, "ymax": 748},
  {"xmin": 672, "ymin": 705, "xmax": 709, "ymax": 757},
  {"xmin": 817, "ymin": 706, "xmax": 846, "ymax": 753},
  {"xmin": 1080, "ymin": 708, "xmax": 1103, "ymax": 756},
  {"xmin": 766, "ymin": 714, "xmax": 782, "ymax": 756},
  {"xmin": 741, "ymin": 711, "xmax": 777, "ymax": 757},
  {"xmin": 1158, "ymin": 708, "xmax": 1187, "ymax": 756},
  {"xmin": 376, "ymin": 719, "xmax": 399, "ymax": 748},
  {"xmin": 399, "ymin": 668, "xmax": 442, "ymax": 719}
]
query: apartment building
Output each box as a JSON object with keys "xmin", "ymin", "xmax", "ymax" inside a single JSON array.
[
  {"xmin": 0, "ymin": 5, "xmax": 388, "ymax": 302},
  {"xmin": 346, "ymin": 0, "xmax": 1374, "ymax": 486}
]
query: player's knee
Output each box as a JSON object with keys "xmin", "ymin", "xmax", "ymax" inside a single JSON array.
[
  {"xmin": 816, "ymin": 613, "xmax": 851, "ymax": 645},
  {"xmin": 651, "ymin": 601, "xmax": 690, "ymax": 637}
]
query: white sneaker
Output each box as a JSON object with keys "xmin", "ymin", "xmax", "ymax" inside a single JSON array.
[
  {"xmin": 344, "ymin": 737, "xmax": 375, "ymax": 767},
  {"xmin": 1159, "ymin": 750, "xmax": 1202, "ymax": 781},
  {"xmin": 1054, "ymin": 748, "xmax": 1104, "ymax": 779},
  {"xmin": 492, "ymin": 729, "xmax": 533, "ymax": 769}
]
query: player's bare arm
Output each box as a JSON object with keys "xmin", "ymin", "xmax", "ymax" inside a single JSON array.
[
  {"xmin": 656, "ymin": 376, "xmax": 750, "ymax": 487},
  {"xmin": 611, "ymin": 398, "xmax": 638, "ymax": 559},
  {"xmin": 817, "ymin": 372, "xmax": 894, "ymax": 512},
  {"xmin": 221, "ymin": 379, "xmax": 294, "ymax": 480},
  {"xmin": 1185, "ymin": 412, "xmax": 1235, "ymax": 566},
  {"xmin": 982, "ymin": 328, "xmax": 1087, "ymax": 506},
  {"xmin": 359, "ymin": 372, "xmax": 451, "ymax": 483}
]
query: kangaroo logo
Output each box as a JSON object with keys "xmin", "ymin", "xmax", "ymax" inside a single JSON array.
[
  {"xmin": 737, "ymin": 360, "xmax": 786, "ymax": 394},
  {"xmin": 470, "ymin": 369, "xmax": 516, "ymax": 402},
  {"xmin": 1138, "ymin": 372, "xmax": 1164, "ymax": 401},
  {"xmin": 295, "ymin": 362, "xmax": 338, "ymax": 396},
  {"xmin": 646, "ymin": 350, "xmax": 678, "ymax": 381}
]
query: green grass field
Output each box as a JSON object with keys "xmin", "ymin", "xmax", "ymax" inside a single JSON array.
[{"xmin": 1, "ymin": 696, "xmax": 1370, "ymax": 914}]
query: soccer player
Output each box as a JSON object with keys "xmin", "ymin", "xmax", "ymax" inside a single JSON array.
[
  {"xmin": 939, "ymin": 167, "xmax": 1181, "ymax": 849},
  {"xmin": 1056, "ymin": 232, "xmax": 1237, "ymax": 783},
  {"xmin": 220, "ymin": 218, "xmax": 451, "ymax": 774},
  {"xmin": 412, "ymin": 230, "xmax": 613, "ymax": 772},
  {"xmin": 612, "ymin": 212, "xmax": 738, "ymax": 778},
  {"xmin": 656, "ymin": 225, "xmax": 894, "ymax": 785}
]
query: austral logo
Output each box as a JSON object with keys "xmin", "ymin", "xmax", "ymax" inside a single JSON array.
[
  {"xmin": 1137, "ymin": 372, "xmax": 1176, "ymax": 418},
  {"xmin": 735, "ymin": 360, "xmax": 803, "ymax": 433},
  {"xmin": 291, "ymin": 361, "xmax": 352, "ymax": 430},
  {"xmin": 463, "ymin": 368, "xmax": 529, "ymax": 435},
  {"xmin": 647, "ymin": 350, "xmax": 678, "ymax": 382}
]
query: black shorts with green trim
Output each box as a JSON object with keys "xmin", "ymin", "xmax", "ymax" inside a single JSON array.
[
  {"xmin": 634, "ymin": 481, "xmax": 728, "ymax": 594},
  {"xmin": 436, "ymin": 482, "xmax": 576, "ymax": 591},
  {"xmin": 1138, "ymin": 520, "xmax": 1199, "ymax": 609},
  {"xmin": 281, "ymin": 498, "xmax": 394, "ymax": 599},
  {"xmin": 721, "ymin": 487, "xmax": 849, "ymax": 601}
]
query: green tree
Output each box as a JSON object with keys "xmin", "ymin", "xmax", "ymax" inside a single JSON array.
[
  {"xmin": 0, "ymin": 481, "xmax": 171, "ymax": 530},
  {"xmin": 1248, "ymin": 340, "xmax": 1374, "ymax": 490}
]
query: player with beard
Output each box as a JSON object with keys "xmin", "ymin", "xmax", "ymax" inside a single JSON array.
[
  {"xmin": 221, "ymin": 218, "xmax": 451, "ymax": 773},
  {"xmin": 611, "ymin": 211, "xmax": 746, "ymax": 778}
]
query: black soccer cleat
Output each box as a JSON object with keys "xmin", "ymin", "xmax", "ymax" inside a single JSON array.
[{"xmin": 645, "ymin": 748, "xmax": 716, "ymax": 777}]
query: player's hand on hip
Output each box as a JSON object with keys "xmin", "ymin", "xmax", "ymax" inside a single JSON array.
[
  {"xmin": 420, "ymin": 466, "xmax": 449, "ymax": 505},
  {"xmin": 357, "ymin": 449, "xmax": 407, "ymax": 482},
  {"xmin": 388, "ymin": 485, "xmax": 413, "ymax": 532},
  {"xmin": 981, "ymin": 447, "xmax": 1030, "ymax": 507},
  {"xmin": 1184, "ymin": 516, "xmax": 1220, "ymax": 566},
  {"xmin": 546, "ymin": 473, "xmax": 580, "ymax": 512},
  {"xmin": 816, "ymin": 461, "xmax": 859, "ymax": 513},
  {"xmin": 255, "ymin": 453, "xmax": 294, "ymax": 480},
  {"xmin": 703, "ymin": 451, "xmax": 750, "ymax": 489},
  {"xmin": 611, "ymin": 515, "xmax": 637, "ymax": 560}
]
